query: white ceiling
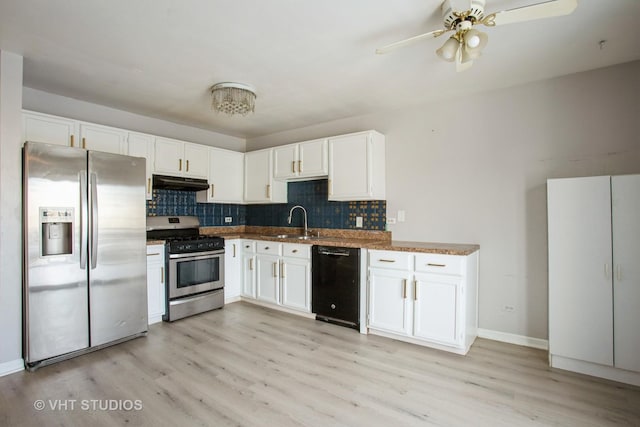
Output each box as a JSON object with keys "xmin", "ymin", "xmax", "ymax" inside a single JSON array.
[{"xmin": 1, "ymin": 0, "xmax": 638, "ymax": 139}]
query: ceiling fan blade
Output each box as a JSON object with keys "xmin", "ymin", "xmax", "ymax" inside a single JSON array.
[
  {"xmin": 482, "ymin": 0, "xmax": 577, "ymax": 27},
  {"xmin": 376, "ymin": 29, "xmax": 448, "ymax": 54}
]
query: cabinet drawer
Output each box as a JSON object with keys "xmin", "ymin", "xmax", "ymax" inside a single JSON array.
[
  {"xmin": 414, "ymin": 253, "xmax": 464, "ymax": 276},
  {"xmin": 146, "ymin": 244, "xmax": 165, "ymax": 259},
  {"xmin": 257, "ymin": 241, "xmax": 282, "ymax": 255},
  {"xmin": 282, "ymin": 243, "xmax": 310, "ymax": 259},
  {"xmin": 242, "ymin": 240, "xmax": 256, "ymax": 254},
  {"xmin": 369, "ymin": 250, "xmax": 412, "ymax": 270}
]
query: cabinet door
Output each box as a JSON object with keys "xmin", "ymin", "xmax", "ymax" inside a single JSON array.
[
  {"xmin": 281, "ymin": 257, "xmax": 310, "ymax": 312},
  {"xmin": 242, "ymin": 254, "xmax": 256, "ymax": 298},
  {"xmin": 413, "ymin": 273, "xmax": 461, "ymax": 345},
  {"xmin": 244, "ymin": 150, "xmax": 272, "ymax": 202},
  {"xmin": 128, "ymin": 132, "xmax": 155, "ymax": 200},
  {"xmin": 368, "ymin": 268, "xmax": 412, "ymax": 336},
  {"xmin": 547, "ymin": 176, "xmax": 613, "ymax": 366},
  {"xmin": 256, "ymin": 254, "xmax": 279, "ymax": 304},
  {"xmin": 273, "ymin": 144, "xmax": 298, "ymax": 180},
  {"xmin": 210, "ymin": 149, "xmax": 244, "ymax": 203},
  {"xmin": 224, "ymin": 239, "xmax": 242, "ymax": 301},
  {"xmin": 23, "ymin": 111, "xmax": 77, "ymax": 147},
  {"xmin": 79, "ymin": 123, "xmax": 128, "ymax": 154},
  {"xmin": 183, "ymin": 143, "xmax": 208, "ymax": 179},
  {"xmin": 612, "ymin": 174, "xmax": 640, "ymax": 372},
  {"xmin": 328, "ymin": 133, "xmax": 370, "ymax": 200},
  {"xmin": 298, "ymin": 139, "xmax": 327, "ymax": 178},
  {"xmin": 154, "ymin": 137, "xmax": 184, "ymax": 175},
  {"xmin": 146, "ymin": 245, "xmax": 165, "ymax": 325}
]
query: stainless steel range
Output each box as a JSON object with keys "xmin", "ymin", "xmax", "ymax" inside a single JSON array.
[{"xmin": 146, "ymin": 216, "xmax": 224, "ymax": 321}]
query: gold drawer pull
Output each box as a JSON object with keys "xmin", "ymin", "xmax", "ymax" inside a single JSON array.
[
  {"xmin": 379, "ymin": 259, "xmax": 396, "ymax": 263},
  {"xmin": 70, "ymin": 135, "xmax": 75, "ymax": 147},
  {"xmin": 414, "ymin": 280, "xmax": 417, "ymax": 300},
  {"xmin": 210, "ymin": 184, "xmax": 215, "ymax": 197},
  {"xmin": 146, "ymin": 253, "xmax": 161, "ymax": 256},
  {"xmin": 402, "ymin": 279, "xmax": 407, "ymax": 299},
  {"xmin": 160, "ymin": 267, "xmax": 164, "ymax": 284},
  {"xmin": 147, "ymin": 178, "xmax": 151, "ymax": 193},
  {"xmin": 292, "ymin": 161, "xmax": 296, "ymax": 173},
  {"xmin": 298, "ymin": 160, "xmax": 302, "ymax": 173},
  {"xmin": 427, "ymin": 263, "xmax": 446, "ymax": 267},
  {"xmin": 82, "ymin": 137, "xmax": 86, "ymax": 149},
  {"xmin": 179, "ymin": 159, "xmax": 182, "ymax": 171},
  {"xmin": 186, "ymin": 159, "xmax": 190, "ymax": 172}
]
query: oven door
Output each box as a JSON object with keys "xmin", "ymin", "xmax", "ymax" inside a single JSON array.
[{"xmin": 169, "ymin": 250, "xmax": 225, "ymax": 299}]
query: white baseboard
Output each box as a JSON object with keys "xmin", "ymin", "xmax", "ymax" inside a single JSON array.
[
  {"xmin": 477, "ymin": 328, "xmax": 549, "ymax": 350},
  {"xmin": 224, "ymin": 295, "xmax": 242, "ymax": 304},
  {"xmin": 0, "ymin": 358, "xmax": 24, "ymax": 377}
]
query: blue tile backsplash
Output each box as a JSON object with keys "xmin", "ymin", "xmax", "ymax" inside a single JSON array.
[{"xmin": 146, "ymin": 179, "xmax": 385, "ymax": 230}]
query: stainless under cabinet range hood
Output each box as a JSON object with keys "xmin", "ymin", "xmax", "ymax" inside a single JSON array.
[{"xmin": 153, "ymin": 174, "xmax": 209, "ymax": 191}]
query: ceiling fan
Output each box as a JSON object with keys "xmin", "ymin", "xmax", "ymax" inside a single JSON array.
[{"xmin": 376, "ymin": 0, "xmax": 578, "ymax": 71}]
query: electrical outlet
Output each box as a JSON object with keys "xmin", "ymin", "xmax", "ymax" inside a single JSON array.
[
  {"xmin": 355, "ymin": 216, "xmax": 363, "ymax": 228},
  {"xmin": 387, "ymin": 218, "xmax": 397, "ymax": 225},
  {"xmin": 224, "ymin": 217, "xmax": 233, "ymax": 223}
]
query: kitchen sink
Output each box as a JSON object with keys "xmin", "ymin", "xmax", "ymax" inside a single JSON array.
[{"xmin": 264, "ymin": 234, "xmax": 329, "ymax": 241}]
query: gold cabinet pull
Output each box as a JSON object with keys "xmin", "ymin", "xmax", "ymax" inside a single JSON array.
[
  {"xmin": 413, "ymin": 280, "xmax": 418, "ymax": 301},
  {"xmin": 292, "ymin": 161, "xmax": 296, "ymax": 173},
  {"xmin": 379, "ymin": 259, "xmax": 396, "ymax": 263},
  {"xmin": 249, "ymin": 258, "xmax": 253, "ymax": 270},
  {"xmin": 273, "ymin": 262, "xmax": 277, "ymax": 277},
  {"xmin": 298, "ymin": 160, "xmax": 302, "ymax": 173},
  {"xmin": 280, "ymin": 261, "xmax": 285, "ymax": 278},
  {"xmin": 402, "ymin": 279, "xmax": 407, "ymax": 299},
  {"xmin": 266, "ymin": 184, "xmax": 271, "ymax": 199},
  {"xmin": 82, "ymin": 137, "xmax": 86, "ymax": 149},
  {"xmin": 146, "ymin": 253, "xmax": 161, "ymax": 256},
  {"xmin": 147, "ymin": 178, "xmax": 151, "ymax": 193},
  {"xmin": 427, "ymin": 263, "xmax": 446, "ymax": 267},
  {"xmin": 328, "ymin": 179, "xmax": 333, "ymax": 195},
  {"xmin": 70, "ymin": 135, "xmax": 75, "ymax": 147},
  {"xmin": 161, "ymin": 267, "xmax": 164, "ymax": 283},
  {"xmin": 179, "ymin": 159, "xmax": 182, "ymax": 171},
  {"xmin": 233, "ymin": 243, "xmax": 236, "ymax": 258},
  {"xmin": 186, "ymin": 159, "xmax": 190, "ymax": 172},
  {"xmin": 210, "ymin": 184, "xmax": 215, "ymax": 197}
]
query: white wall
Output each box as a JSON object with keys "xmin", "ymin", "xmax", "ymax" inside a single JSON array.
[
  {"xmin": 0, "ymin": 51, "xmax": 25, "ymax": 373},
  {"xmin": 23, "ymin": 87, "xmax": 246, "ymax": 152},
  {"xmin": 247, "ymin": 60, "xmax": 640, "ymax": 340}
]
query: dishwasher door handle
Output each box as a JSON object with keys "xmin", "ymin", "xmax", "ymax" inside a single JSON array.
[{"xmin": 319, "ymin": 250, "xmax": 350, "ymax": 257}]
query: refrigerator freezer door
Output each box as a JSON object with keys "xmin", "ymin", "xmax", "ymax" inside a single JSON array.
[
  {"xmin": 88, "ymin": 151, "xmax": 148, "ymax": 346},
  {"xmin": 23, "ymin": 142, "xmax": 90, "ymax": 363}
]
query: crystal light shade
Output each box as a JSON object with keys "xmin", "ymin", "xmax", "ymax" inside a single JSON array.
[{"xmin": 210, "ymin": 82, "xmax": 256, "ymax": 116}]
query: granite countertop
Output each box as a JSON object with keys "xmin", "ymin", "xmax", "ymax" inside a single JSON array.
[{"xmin": 200, "ymin": 226, "xmax": 479, "ymax": 256}]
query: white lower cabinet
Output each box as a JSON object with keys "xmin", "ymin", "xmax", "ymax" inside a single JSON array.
[
  {"xmin": 242, "ymin": 240, "xmax": 311, "ymax": 314},
  {"xmin": 367, "ymin": 249, "xmax": 478, "ymax": 355},
  {"xmin": 224, "ymin": 239, "xmax": 242, "ymax": 302},
  {"xmin": 241, "ymin": 240, "xmax": 257, "ymax": 298},
  {"xmin": 146, "ymin": 244, "xmax": 166, "ymax": 325}
]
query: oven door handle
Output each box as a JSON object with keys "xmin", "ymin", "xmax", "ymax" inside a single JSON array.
[{"xmin": 169, "ymin": 250, "xmax": 224, "ymax": 260}]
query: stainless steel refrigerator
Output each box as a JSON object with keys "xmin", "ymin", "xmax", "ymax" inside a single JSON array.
[{"xmin": 23, "ymin": 141, "xmax": 148, "ymax": 370}]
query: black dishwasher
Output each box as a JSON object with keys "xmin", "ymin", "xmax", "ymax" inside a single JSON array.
[{"xmin": 312, "ymin": 246, "xmax": 360, "ymax": 329}]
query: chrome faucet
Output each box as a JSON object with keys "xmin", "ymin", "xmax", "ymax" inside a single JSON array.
[{"xmin": 287, "ymin": 205, "xmax": 309, "ymax": 236}]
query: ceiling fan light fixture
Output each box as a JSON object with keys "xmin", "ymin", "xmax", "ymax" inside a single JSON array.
[
  {"xmin": 463, "ymin": 29, "xmax": 488, "ymax": 51},
  {"xmin": 210, "ymin": 82, "xmax": 257, "ymax": 116},
  {"xmin": 436, "ymin": 36, "xmax": 460, "ymax": 62}
]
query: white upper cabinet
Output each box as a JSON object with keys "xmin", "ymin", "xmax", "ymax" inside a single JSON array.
[
  {"xmin": 79, "ymin": 122, "xmax": 128, "ymax": 154},
  {"xmin": 154, "ymin": 137, "xmax": 208, "ymax": 179},
  {"xmin": 196, "ymin": 147, "xmax": 244, "ymax": 203},
  {"xmin": 23, "ymin": 111, "xmax": 78, "ymax": 147},
  {"xmin": 128, "ymin": 132, "xmax": 156, "ymax": 200},
  {"xmin": 274, "ymin": 138, "xmax": 328, "ymax": 181},
  {"xmin": 244, "ymin": 149, "xmax": 287, "ymax": 204},
  {"xmin": 328, "ymin": 130, "xmax": 385, "ymax": 201}
]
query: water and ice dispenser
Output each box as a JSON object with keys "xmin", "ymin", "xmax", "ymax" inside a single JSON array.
[{"xmin": 40, "ymin": 208, "xmax": 73, "ymax": 256}]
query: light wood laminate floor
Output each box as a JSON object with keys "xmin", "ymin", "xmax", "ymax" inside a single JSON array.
[{"xmin": 2, "ymin": 302, "xmax": 639, "ymax": 426}]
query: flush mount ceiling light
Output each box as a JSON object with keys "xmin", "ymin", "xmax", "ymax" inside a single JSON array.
[
  {"xmin": 210, "ymin": 82, "xmax": 256, "ymax": 116},
  {"xmin": 376, "ymin": 0, "xmax": 578, "ymax": 72}
]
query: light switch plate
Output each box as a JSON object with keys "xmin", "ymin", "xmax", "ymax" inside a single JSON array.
[
  {"xmin": 356, "ymin": 216, "xmax": 363, "ymax": 228},
  {"xmin": 387, "ymin": 218, "xmax": 397, "ymax": 225},
  {"xmin": 398, "ymin": 210, "xmax": 405, "ymax": 222}
]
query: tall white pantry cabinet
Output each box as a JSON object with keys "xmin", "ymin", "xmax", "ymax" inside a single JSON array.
[{"xmin": 547, "ymin": 175, "xmax": 640, "ymax": 386}]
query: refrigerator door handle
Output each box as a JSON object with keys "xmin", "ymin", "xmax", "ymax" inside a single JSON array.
[
  {"xmin": 90, "ymin": 173, "xmax": 98, "ymax": 269},
  {"xmin": 80, "ymin": 171, "xmax": 88, "ymax": 269}
]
